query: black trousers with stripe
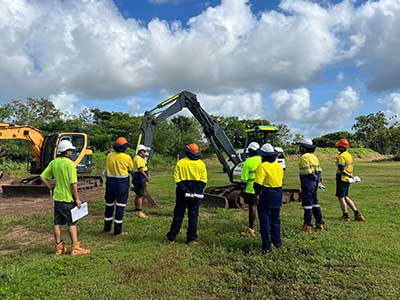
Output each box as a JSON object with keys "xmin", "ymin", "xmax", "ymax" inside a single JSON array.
[{"xmin": 104, "ymin": 176, "xmax": 130, "ymax": 234}]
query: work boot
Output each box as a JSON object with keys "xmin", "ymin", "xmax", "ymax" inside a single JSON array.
[
  {"xmin": 55, "ymin": 241, "xmax": 68, "ymax": 256},
  {"xmin": 303, "ymin": 224, "xmax": 313, "ymax": 233},
  {"xmin": 187, "ymin": 240, "xmax": 199, "ymax": 245},
  {"xmin": 316, "ymin": 223, "xmax": 325, "ymax": 231},
  {"xmin": 355, "ymin": 213, "xmax": 365, "ymax": 221},
  {"xmin": 71, "ymin": 242, "xmax": 91, "ymax": 256},
  {"xmin": 339, "ymin": 214, "xmax": 351, "ymax": 222},
  {"xmin": 136, "ymin": 211, "xmax": 148, "ymax": 219},
  {"xmin": 241, "ymin": 228, "xmax": 256, "ymax": 238}
]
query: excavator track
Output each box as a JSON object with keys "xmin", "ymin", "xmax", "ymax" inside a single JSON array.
[{"xmin": 1, "ymin": 176, "xmax": 103, "ymax": 198}]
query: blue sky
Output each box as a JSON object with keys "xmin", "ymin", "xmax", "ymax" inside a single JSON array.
[{"xmin": 1, "ymin": 0, "xmax": 400, "ymax": 138}]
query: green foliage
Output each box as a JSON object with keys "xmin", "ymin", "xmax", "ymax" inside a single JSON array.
[{"xmin": 313, "ymin": 131, "xmax": 354, "ymax": 147}]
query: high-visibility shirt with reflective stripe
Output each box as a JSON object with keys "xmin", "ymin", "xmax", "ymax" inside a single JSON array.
[
  {"xmin": 174, "ymin": 157, "xmax": 207, "ymax": 183},
  {"xmin": 299, "ymin": 153, "xmax": 322, "ymax": 178},
  {"xmin": 41, "ymin": 157, "xmax": 77, "ymax": 202},
  {"xmin": 133, "ymin": 155, "xmax": 148, "ymax": 172},
  {"xmin": 241, "ymin": 155, "xmax": 262, "ymax": 194},
  {"xmin": 106, "ymin": 152, "xmax": 133, "ymax": 178},
  {"xmin": 255, "ymin": 160, "xmax": 284, "ymax": 188},
  {"xmin": 336, "ymin": 151, "xmax": 353, "ymax": 182}
]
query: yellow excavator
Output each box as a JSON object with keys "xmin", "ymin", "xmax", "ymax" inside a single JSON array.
[{"xmin": 0, "ymin": 123, "xmax": 102, "ymax": 197}]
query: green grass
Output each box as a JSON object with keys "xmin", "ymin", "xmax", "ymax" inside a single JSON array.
[{"xmin": 1, "ymin": 156, "xmax": 400, "ymax": 299}]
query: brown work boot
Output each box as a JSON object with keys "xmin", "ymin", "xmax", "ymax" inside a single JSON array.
[
  {"xmin": 338, "ymin": 215, "xmax": 351, "ymax": 222},
  {"xmin": 136, "ymin": 211, "xmax": 148, "ymax": 219},
  {"xmin": 71, "ymin": 241, "xmax": 91, "ymax": 256},
  {"xmin": 303, "ymin": 224, "xmax": 313, "ymax": 233},
  {"xmin": 316, "ymin": 223, "xmax": 325, "ymax": 231},
  {"xmin": 355, "ymin": 213, "xmax": 365, "ymax": 221},
  {"xmin": 241, "ymin": 228, "xmax": 256, "ymax": 238},
  {"xmin": 187, "ymin": 240, "xmax": 199, "ymax": 245},
  {"xmin": 55, "ymin": 241, "xmax": 68, "ymax": 256}
]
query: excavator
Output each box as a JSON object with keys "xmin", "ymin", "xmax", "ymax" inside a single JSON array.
[
  {"xmin": 136, "ymin": 91, "xmax": 300, "ymax": 208},
  {"xmin": 0, "ymin": 123, "xmax": 102, "ymax": 197}
]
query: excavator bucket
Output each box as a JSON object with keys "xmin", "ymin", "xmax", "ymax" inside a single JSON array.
[
  {"xmin": 1, "ymin": 184, "xmax": 51, "ymax": 197},
  {"xmin": 203, "ymin": 185, "xmax": 243, "ymax": 208}
]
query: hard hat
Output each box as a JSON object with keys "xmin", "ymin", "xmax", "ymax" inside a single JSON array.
[
  {"xmin": 247, "ymin": 142, "xmax": 260, "ymax": 152},
  {"xmin": 115, "ymin": 137, "xmax": 128, "ymax": 145},
  {"xmin": 257, "ymin": 143, "xmax": 277, "ymax": 157},
  {"xmin": 137, "ymin": 144, "xmax": 147, "ymax": 152},
  {"xmin": 335, "ymin": 138, "xmax": 350, "ymax": 149},
  {"xmin": 57, "ymin": 140, "xmax": 76, "ymax": 153},
  {"xmin": 184, "ymin": 143, "xmax": 201, "ymax": 158},
  {"xmin": 298, "ymin": 138, "xmax": 316, "ymax": 149}
]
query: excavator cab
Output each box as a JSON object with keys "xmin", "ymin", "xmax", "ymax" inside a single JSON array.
[{"xmin": 35, "ymin": 133, "xmax": 93, "ymax": 174}]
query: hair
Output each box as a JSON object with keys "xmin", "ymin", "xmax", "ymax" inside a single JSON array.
[
  {"xmin": 113, "ymin": 144, "xmax": 128, "ymax": 153},
  {"xmin": 261, "ymin": 155, "xmax": 276, "ymax": 163}
]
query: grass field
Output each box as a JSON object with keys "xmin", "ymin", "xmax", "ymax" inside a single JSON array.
[{"xmin": 1, "ymin": 154, "xmax": 399, "ymax": 300}]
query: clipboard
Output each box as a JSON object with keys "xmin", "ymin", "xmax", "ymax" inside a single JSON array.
[{"xmin": 71, "ymin": 202, "xmax": 88, "ymax": 222}]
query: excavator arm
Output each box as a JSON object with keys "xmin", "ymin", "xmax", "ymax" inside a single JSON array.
[
  {"xmin": 0, "ymin": 123, "xmax": 44, "ymax": 170},
  {"xmin": 137, "ymin": 91, "xmax": 242, "ymax": 182}
]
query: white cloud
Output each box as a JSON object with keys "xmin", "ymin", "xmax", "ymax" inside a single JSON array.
[
  {"xmin": 336, "ymin": 72, "xmax": 344, "ymax": 82},
  {"xmin": 127, "ymin": 99, "xmax": 141, "ymax": 115},
  {"xmin": 270, "ymin": 88, "xmax": 310, "ymax": 121},
  {"xmin": 49, "ymin": 92, "xmax": 86, "ymax": 118},
  {"xmin": 378, "ymin": 92, "xmax": 400, "ymax": 122}
]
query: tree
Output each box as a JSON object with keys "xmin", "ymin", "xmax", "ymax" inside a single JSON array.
[{"xmin": 313, "ymin": 131, "xmax": 354, "ymax": 148}]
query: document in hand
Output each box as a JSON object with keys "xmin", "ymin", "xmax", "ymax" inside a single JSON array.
[
  {"xmin": 348, "ymin": 176, "xmax": 361, "ymax": 183},
  {"xmin": 71, "ymin": 202, "xmax": 88, "ymax": 222}
]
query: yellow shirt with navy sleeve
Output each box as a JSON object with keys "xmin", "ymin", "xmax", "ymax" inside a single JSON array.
[
  {"xmin": 174, "ymin": 157, "xmax": 207, "ymax": 183},
  {"xmin": 336, "ymin": 151, "xmax": 353, "ymax": 182},
  {"xmin": 255, "ymin": 161, "xmax": 284, "ymax": 188},
  {"xmin": 299, "ymin": 153, "xmax": 322, "ymax": 180},
  {"xmin": 106, "ymin": 152, "xmax": 133, "ymax": 178},
  {"xmin": 241, "ymin": 155, "xmax": 262, "ymax": 194},
  {"xmin": 41, "ymin": 157, "xmax": 77, "ymax": 202},
  {"xmin": 133, "ymin": 155, "xmax": 148, "ymax": 172}
]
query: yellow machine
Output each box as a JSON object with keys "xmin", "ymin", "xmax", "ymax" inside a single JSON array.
[{"xmin": 0, "ymin": 123, "xmax": 101, "ymax": 196}]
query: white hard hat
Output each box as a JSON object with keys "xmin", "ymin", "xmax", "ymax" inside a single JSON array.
[
  {"xmin": 258, "ymin": 143, "xmax": 277, "ymax": 157},
  {"xmin": 298, "ymin": 138, "xmax": 315, "ymax": 149},
  {"xmin": 137, "ymin": 144, "xmax": 147, "ymax": 152},
  {"xmin": 247, "ymin": 142, "xmax": 260, "ymax": 152},
  {"xmin": 57, "ymin": 140, "xmax": 76, "ymax": 154}
]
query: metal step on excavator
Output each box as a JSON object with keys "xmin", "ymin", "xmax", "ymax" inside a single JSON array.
[{"xmin": 0, "ymin": 123, "xmax": 102, "ymax": 197}]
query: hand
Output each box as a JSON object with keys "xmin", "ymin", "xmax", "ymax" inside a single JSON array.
[
  {"xmin": 76, "ymin": 199, "xmax": 82, "ymax": 209},
  {"xmin": 256, "ymin": 195, "xmax": 260, "ymax": 205},
  {"xmin": 147, "ymin": 176, "xmax": 152, "ymax": 183}
]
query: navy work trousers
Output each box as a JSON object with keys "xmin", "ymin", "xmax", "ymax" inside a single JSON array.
[
  {"xmin": 104, "ymin": 177, "xmax": 130, "ymax": 235},
  {"xmin": 167, "ymin": 187, "xmax": 201, "ymax": 243},
  {"xmin": 301, "ymin": 179, "xmax": 324, "ymax": 226},
  {"xmin": 257, "ymin": 200, "xmax": 281, "ymax": 252}
]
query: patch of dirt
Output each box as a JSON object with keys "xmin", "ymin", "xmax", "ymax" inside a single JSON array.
[
  {"xmin": 6, "ymin": 225, "xmax": 53, "ymax": 245},
  {"xmin": 0, "ymin": 186, "xmax": 105, "ymax": 217}
]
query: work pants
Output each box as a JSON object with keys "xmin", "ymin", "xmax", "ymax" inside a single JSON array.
[
  {"xmin": 257, "ymin": 199, "xmax": 281, "ymax": 252},
  {"xmin": 167, "ymin": 187, "xmax": 201, "ymax": 243},
  {"xmin": 104, "ymin": 177, "xmax": 130, "ymax": 235},
  {"xmin": 301, "ymin": 179, "xmax": 324, "ymax": 226}
]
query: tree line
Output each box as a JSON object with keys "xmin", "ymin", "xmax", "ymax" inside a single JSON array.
[{"xmin": 0, "ymin": 98, "xmax": 399, "ymax": 163}]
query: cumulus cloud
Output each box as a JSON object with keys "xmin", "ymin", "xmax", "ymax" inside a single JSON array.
[
  {"xmin": 269, "ymin": 86, "xmax": 361, "ymax": 136},
  {"xmin": 378, "ymin": 92, "xmax": 400, "ymax": 122},
  {"xmin": 49, "ymin": 92, "xmax": 86, "ymax": 118},
  {"xmin": 127, "ymin": 99, "xmax": 141, "ymax": 115}
]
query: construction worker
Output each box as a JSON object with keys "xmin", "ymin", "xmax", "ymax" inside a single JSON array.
[
  {"xmin": 335, "ymin": 138, "xmax": 365, "ymax": 221},
  {"xmin": 298, "ymin": 138, "xmax": 325, "ymax": 233},
  {"xmin": 104, "ymin": 137, "xmax": 133, "ymax": 235},
  {"xmin": 132, "ymin": 144, "xmax": 151, "ymax": 218},
  {"xmin": 240, "ymin": 142, "xmax": 262, "ymax": 238},
  {"xmin": 166, "ymin": 143, "xmax": 207, "ymax": 244},
  {"xmin": 253, "ymin": 143, "xmax": 284, "ymax": 253},
  {"xmin": 40, "ymin": 140, "xmax": 90, "ymax": 256}
]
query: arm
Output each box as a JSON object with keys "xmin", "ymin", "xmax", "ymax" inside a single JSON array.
[
  {"xmin": 71, "ymin": 182, "xmax": 81, "ymax": 208},
  {"xmin": 40, "ymin": 176, "xmax": 52, "ymax": 196},
  {"xmin": 139, "ymin": 167, "xmax": 151, "ymax": 182}
]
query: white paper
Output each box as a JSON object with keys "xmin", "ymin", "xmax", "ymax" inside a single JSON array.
[
  {"xmin": 71, "ymin": 202, "xmax": 88, "ymax": 222},
  {"xmin": 348, "ymin": 176, "xmax": 361, "ymax": 183}
]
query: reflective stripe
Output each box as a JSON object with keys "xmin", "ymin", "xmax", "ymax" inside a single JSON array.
[
  {"xmin": 114, "ymin": 219, "xmax": 123, "ymax": 224},
  {"xmin": 106, "ymin": 202, "xmax": 115, "ymax": 207},
  {"xmin": 303, "ymin": 206, "xmax": 313, "ymax": 209},
  {"xmin": 193, "ymin": 193, "xmax": 204, "ymax": 199},
  {"xmin": 104, "ymin": 217, "xmax": 113, "ymax": 221},
  {"xmin": 116, "ymin": 203, "xmax": 126, "ymax": 207},
  {"xmin": 185, "ymin": 193, "xmax": 195, "ymax": 198},
  {"xmin": 312, "ymin": 204, "xmax": 320, "ymax": 208},
  {"xmin": 107, "ymin": 174, "xmax": 129, "ymax": 178}
]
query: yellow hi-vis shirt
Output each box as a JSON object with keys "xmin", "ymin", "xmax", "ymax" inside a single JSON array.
[
  {"xmin": 299, "ymin": 153, "xmax": 322, "ymax": 176},
  {"xmin": 336, "ymin": 151, "xmax": 353, "ymax": 182},
  {"xmin": 106, "ymin": 152, "xmax": 133, "ymax": 178},
  {"xmin": 255, "ymin": 160, "xmax": 284, "ymax": 188},
  {"xmin": 241, "ymin": 155, "xmax": 262, "ymax": 194},
  {"xmin": 174, "ymin": 157, "xmax": 207, "ymax": 183},
  {"xmin": 133, "ymin": 155, "xmax": 148, "ymax": 172},
  {"xmin": 41, "ymin": 157, "xmax": 77, "ymax": 202}
]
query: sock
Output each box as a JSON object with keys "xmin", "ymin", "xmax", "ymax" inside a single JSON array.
[
  {"xmin": 343, "ymin": 212, "xmax": 349, "ymax": 217},
  {"xmin": 354, "ymin": 210, "xmax": 360, "ymax": 215}
]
